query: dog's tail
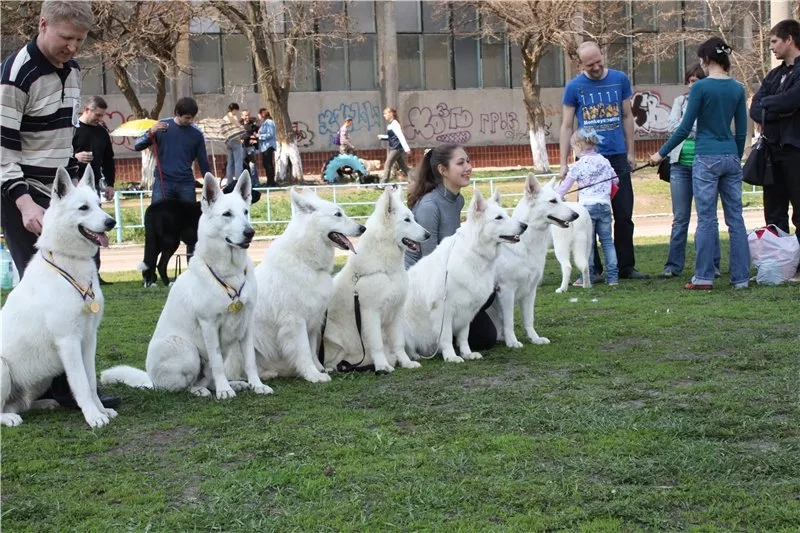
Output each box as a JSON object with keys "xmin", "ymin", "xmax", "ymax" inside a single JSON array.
[
  {"xmin": 100, "ymin": 365, "xmax": 154, "ymax": 389},
  {"xmin": 136, "ymin": 262, "xmax": 148, "ymax": 272}
]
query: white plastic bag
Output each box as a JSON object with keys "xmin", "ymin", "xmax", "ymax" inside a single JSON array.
[{"xmin": 747, "ymin": 225, "xmax": 800, "ymax": 285}]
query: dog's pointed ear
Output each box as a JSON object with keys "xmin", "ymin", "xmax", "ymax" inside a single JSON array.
[
  {"xmin": 235, "ymin": 169, "xmax": 252, "ymax": 203},
  {"xmin": 79, "ymin": 164, "xmax": 96, "ymax": 191},
  {"xmin": 381, "ymin": 187, "xmax": 395, "ymax": 217},
  {"xmin": 202, "ymin": 172, "xmax": 221, "ymax": 208},
  {"xmin": 491, "ymin": 188, "xmax": 502, "ymax": 204},
  {"xmin": 290, "ymin": 187, "xmax": 315, "ymax": 214},
  {"xmin": 52, "ymin": 167, "xmax": 73, "ymax": 200},
  {"xmin": 525, "ymin": 173, "xmax": 541, "ymax": 198},
  {"xmin": 468, "ymin": 188, "xmax": 487, "ymax": 217}
]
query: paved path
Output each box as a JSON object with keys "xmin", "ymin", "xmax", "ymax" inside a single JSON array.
[{"xmin": 99, "ymin": 209, "xmax": 767, "ymax": 274}]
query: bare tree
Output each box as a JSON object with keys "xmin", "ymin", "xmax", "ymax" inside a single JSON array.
[
  {"xmin": 208, "ymin": 0, "xmax": 352, "ymax": 182},
  {"xmin": 91, "ymin": 1, "xmax": 194, "ymax": 119},
  {"xmin": 473, "ymin": 1, "xmax": 628, "ymax": 173},
  {"xmin": 1, "ymin": 1, "xmax": 193, "ymax": 120}
]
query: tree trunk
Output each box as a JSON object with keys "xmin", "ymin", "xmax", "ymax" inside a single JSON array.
[
  {"xmin": 113, "ymin": 64, "xmax": 147, "ymax": 119},
  {"xmin": 520, "ymin": 43, "xmax": 551, "ymax": 173}
]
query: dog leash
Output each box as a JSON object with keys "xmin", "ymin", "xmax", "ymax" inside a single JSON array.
[
  {"xmin": 417, "ymin": 236, "xmax": 458, "ymax": 361},
  {"xmin": 564, "ymin": 162, "xmax": 650, "ymax": 195},
  {"xmin": 333, "ymin": 273, "xmax": 376, "ymax": 374},
  {"xmin": 149, "ymin": 126, "xmax": 167, "ymax": 199}
]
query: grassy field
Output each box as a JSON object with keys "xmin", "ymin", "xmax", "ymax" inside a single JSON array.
[{"xmin": 2, "ymin": 238, "xmax": 798, "ymax": 531}]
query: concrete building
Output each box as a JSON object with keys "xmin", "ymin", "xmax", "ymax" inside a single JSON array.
[{"xmin": 3, "ymin": 0, "xmax": 781, "ymax": 183}]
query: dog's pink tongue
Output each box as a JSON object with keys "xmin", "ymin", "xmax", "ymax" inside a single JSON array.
[
  {"xmin": 342, "ymin": 236, "xmax": 356, "ymax": 254},
  {"xmin": 97, "ymin": 232, "xmax": 109, "ymax": 248}
]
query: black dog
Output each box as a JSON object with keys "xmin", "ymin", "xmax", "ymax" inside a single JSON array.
[{"xmin": 138, "ymin": 200, "xmax": 201, "ymax": 287}]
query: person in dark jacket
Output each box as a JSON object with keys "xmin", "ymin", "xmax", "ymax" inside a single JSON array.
[
  {"xmin": 72, "ymin": 95, "xmax": 116, "ymax": 285},
  {"xmin": 750, "ymin": 19, "xmax": 800, "ymax": 273}
]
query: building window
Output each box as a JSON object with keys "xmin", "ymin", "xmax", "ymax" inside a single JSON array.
[
  {"xmin": 349, "ymin": 35, "xmax": 377, "ymax": 91},
  {"xmin": 189, "ymin": 34, "xmax": 222, "ymax": 94},
  {"xmin": 397, "ymin": 34, "xmax": 423, "ymax": 90},
  {"xmin": 222, "ymin": 33, "xmax": 254, "ymax": 92}
]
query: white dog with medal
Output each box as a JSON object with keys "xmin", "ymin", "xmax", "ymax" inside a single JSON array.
[
  {"xmin": 1, "ymin": 167, "xmax": 117, "ymax": 428},
  {"xmin": 102, "ymin": 171, "xmax": 271, "ymax": 399}
]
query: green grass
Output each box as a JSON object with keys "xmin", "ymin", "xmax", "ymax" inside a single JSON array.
[{"xmin": 2, "ymin": 239, "xmax": 799, "ymax": 531}]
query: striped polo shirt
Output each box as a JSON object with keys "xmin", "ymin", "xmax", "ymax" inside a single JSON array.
[{"xmin": 1, "ymin": 39, "xmax": 82, "ymax": 201}]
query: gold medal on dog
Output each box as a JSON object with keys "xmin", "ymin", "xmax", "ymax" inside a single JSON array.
[
  {"xmin": 228, "ymin": 300, "xmax": 244, "ymax": 313},
  {"xmin": 84, "ymin": 301, "xmax": 101, "ymax": 314}
]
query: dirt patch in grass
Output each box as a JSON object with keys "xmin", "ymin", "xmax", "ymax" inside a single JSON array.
[{"xmin": 106, "ymin": 425, "xmax": 197, "ymax": 457}]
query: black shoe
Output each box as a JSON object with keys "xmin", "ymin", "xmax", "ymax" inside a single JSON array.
[
  {"xmin": 98, "ymin": 277, "xmax": 113, "ymax": 286},
  {"xmin": 620, "ymin": 269, "xmax": 650, "ymax": 280},
  {"xmin": 590, "ymin": 274, "xmax": 605, "ymax": 285},
  {"xmin": 52, "ymin": 392, "xmax": 121, "ymax": 410}
]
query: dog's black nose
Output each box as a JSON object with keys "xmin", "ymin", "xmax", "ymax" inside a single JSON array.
[
  {"xmin": 244, "ymin": 227, "xmax": 255, "ymax": 240},
  {"xmin": 519, "ymin": 222, "xmax": 528, "ymax": 234},
  {"xmin": 424, "ymin": 230, "xmax": 431, "ymax": 240},
  {"xmin": 357, "ymin": 224, "xmax": 367, "ymax": 235},
  {"xmin": 105, "ymin": 218, "xmax": 116, "ymax": 230}
]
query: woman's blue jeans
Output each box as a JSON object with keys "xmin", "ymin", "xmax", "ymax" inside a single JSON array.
[
  {"xmin": 692, "ymin": 154, "xmax": 751, "ymax": 286},
  {"xmin": 665, "ymin": 163, "xmax": 720, "ymax": 275}
]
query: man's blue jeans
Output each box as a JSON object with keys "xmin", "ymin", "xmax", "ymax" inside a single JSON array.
[
  {"xmin": 225, "ymin": 140, "xmax": 244, "ymax": 181},
  {"xmin": 665, "ymin": 162, "xmax": 720, "ymax": 275},
  {"xmin": 692, "ymin": 154, "xmax": 751, "ymax": 286},
  {"xmin": 151, "ymin": 179, "xmax": 196, "ymax": 204},
  {"xmin": 586, "ymin": 202, "xmax": 619, "ymax": 284}
]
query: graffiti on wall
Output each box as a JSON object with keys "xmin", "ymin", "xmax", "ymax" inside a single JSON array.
[
  {"xmin": 631, "ymin": 90, "xmax": 672, "ymax": 134},
  {"xmin": 403, "ymin": 103, "xmax": 475, "ymax": 144},
  {"xmin": 317, "ymin": 101, "xmax": 383, "ymax": 136},
  {"xmin": 102, "ymin": 110, "xmax": 137, "ymax": 151},
  {"xmin": 292, "ymin": 121, "xmax": 315, "ymax": 148}
]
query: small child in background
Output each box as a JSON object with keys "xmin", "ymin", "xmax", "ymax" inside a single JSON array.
[
  {"xmin": 338, "ymin": 117, "xmax": 355, "ymax": 155},
  {"xmin": 557, "ymin": 128, "xmax": 619, "ymax": 286}
]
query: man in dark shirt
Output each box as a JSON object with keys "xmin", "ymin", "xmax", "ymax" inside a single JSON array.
[
  {"xmin": 750, "ymin": 19, "xmax": 800, "ymax": 282},
  {"xmin": 73, "ymin": 95, "xmax": 115, "ymax": 284},
  {"xmin": 240, "ymin": 109, "xmax": 260, "ymax": 185}
]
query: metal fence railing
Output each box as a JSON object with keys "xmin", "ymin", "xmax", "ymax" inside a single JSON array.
[{"xmin": 110, "ymin": 174, "xmax": 763, "ymax": 244}]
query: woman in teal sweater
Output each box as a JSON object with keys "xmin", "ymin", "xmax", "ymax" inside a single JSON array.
[{"xmin": 650, "ymin": 37, "xmax": 750, "ymax": 290}]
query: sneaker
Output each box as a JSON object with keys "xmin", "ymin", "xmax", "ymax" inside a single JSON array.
[
  {"xmin": 790, "ymin": 269, "xmax": 800, "ymax": 283},
  {"xmin": 608, "ymin": 281, "xmax": 619, "ymax": 286},
  {"xmin": 590, "ymin": 274, "xmax": 605, "ymax": 285},
  {"xmin": 621, "ymin": 269, "xmax": 650, "ymax": 280},
  {"xmin": 733, "ymin": 282, "xmax": 749, "ymax": 290},
  {"xmin": 658, "ymin": 269, "xmax": 679, "ymax": 279},
  {"xmin": 572, "ymin": 278, "xmax": 584, "ymax": 287},
  {"xmin": 684, "ymin": 282, "xmax": 713, "ymax": 290}
]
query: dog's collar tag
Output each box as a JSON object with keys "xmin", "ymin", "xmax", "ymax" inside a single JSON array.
[
  {"xmin": 84, "ymin": 301, "xmax": 101, "ymax": 314},
  {"xmin": 206, "ymin": 263, "xmax": 248, "ymax": 311},
  {"xmin": 228, "ymin": 300, "xmax": 244, "ymax": 313}
]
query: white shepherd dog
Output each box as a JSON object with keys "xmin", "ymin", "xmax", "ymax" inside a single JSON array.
[
  {"xmin": 403, "ymin": 189, "xmax": 527, "ymax": 363},
  {"xmin": 102, "ymin": 171, "xmax": 271, "ymax": 399},
  {"xmin": 232, "ymin": 188, "xmax": 365, "ymax": 383},
  {"xmin": 486, "ymin": 176, "xmax": 579, "ymax": 348},
  {"xmin": 322, "ymin": 186, "xmax": 430, "ymax": 373},
  {"xmin": 1, "ymin": 167, "xmax": 117, "ymax": 427},
  {"xmin": 550, "ymin": 201, "xmax": 593, "ymax": 293}
]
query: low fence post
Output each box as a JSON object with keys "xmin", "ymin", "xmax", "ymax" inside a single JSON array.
[{"xmin": 114, "ymin": 190, "xmax": 123, "ymax": 244}]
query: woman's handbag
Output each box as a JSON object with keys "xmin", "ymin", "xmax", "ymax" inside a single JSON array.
[
  {"xmin": 657, "ymin": 157, "xmax": 670, "ymax": 183},
  {"xmin": 742, "ymin": 109, "xmax": 774, "ymax": 186}
]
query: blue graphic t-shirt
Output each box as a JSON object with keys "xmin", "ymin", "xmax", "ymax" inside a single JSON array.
[{"xmin": 562, "ymin": 69, "xmax": 632, "ymax": 156}]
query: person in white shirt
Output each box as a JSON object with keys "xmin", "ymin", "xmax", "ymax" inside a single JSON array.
[
  {"xmin": 557, "ymin": 129, "xmax": 619, "ymax": 286},
  {"xmin": 379, "ymin": 107, "xmax": 411, "ymax": 183}
]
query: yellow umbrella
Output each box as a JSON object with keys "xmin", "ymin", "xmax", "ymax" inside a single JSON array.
[{"xmin": 109, "ymin": 118, "xmax": 158, "ymax": 138}]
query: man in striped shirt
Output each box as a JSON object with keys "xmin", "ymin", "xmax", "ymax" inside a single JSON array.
[
  {"xmin": 0, "ymin": 1, "xmax": 92, "ymax": 275},
  {"xmin": 0, "ymin": 1, "xmax": 121, "ymax": 410}
]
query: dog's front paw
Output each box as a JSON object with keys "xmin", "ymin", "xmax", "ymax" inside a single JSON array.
[
  {"xmin": 555, "ymin": 287, "xmax": 567, "ymax": 294},
  {"xmin": 84, "ymin": 411, "xmax": 111, "ymax": 428},
  {"xmin": 190, "ymin": 386, "xmax": 211, "ymax": 397},
  {"xmin": 399, "ymin": 360, "xmax": 422, "ymax": 369},
  {"xmin": 215, "ymin": 386, "xmax": 237, "ymax": 400},
  {"xmin": 1, "ymin": 413, "xmax": 23, "ymax": 427},
  {"xmin": 506, "ymin": 339, "xmax": 524, "ymax": 349},
  {"xmin": 305, "ymin": 372, "xmax": 332, "ymax": 383},
  {"xmin": 462, "ymin": 352, "xmax": 483, "ymax": 360},
  {"xmin": 251, "ymin": 383, "xmax": 274, "ymax": 395},
  {"xmin": 374, "ymin": 362, "xmax": 395, "ymax": 374},
  {"xmin": 228, "ymin": 380, "xmax": 250, "ymax": 392},
  {"xmin": 443, "ymin": 354, "xmax": 465, "ymax": 363},
  {"xmin": 529, "ymin": 336, "xmax": 550, "ymax": 345},
  {"xmin": 101, "ymin": 407, "xmax": 118, "ymax": 418}
]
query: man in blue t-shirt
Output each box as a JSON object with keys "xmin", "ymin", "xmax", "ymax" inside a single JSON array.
[
  {"xmin": 134, "ymin": 97, "xmax": 211, "ymax": 204},
  {"xmin": 559, "ymin": 42, "xmax": 648, "ymax": 280}
]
